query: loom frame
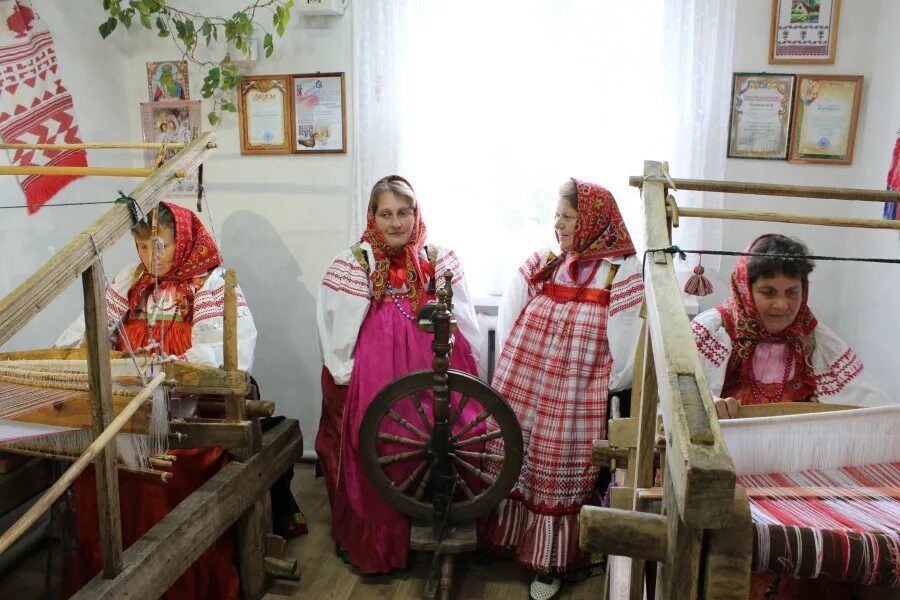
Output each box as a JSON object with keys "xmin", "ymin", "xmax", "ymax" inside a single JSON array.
[
  {"xmin": 580, "ymin": 160, "xmax": 900, "ymax": 599},
  {"xmin": 0, "ymin": 133, "xmax": 299, "ymax": 599}
]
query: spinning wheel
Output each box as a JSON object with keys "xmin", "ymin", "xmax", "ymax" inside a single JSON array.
[
  {"xmin": 358, "ymin": 272, "xmax": 523, "ymax": 599},
  {"xmin": 359, "ymin": 272, "xmax": 523, "ymax": 526}
]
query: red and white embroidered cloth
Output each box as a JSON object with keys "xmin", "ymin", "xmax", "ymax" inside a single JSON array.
[
  {"xmin": 0, "ymin": 1, "xmax": 86, "ymax": 213},
  {"xmin": 739, "ymin": 463, "xmax": 900, "ymax": 587}
]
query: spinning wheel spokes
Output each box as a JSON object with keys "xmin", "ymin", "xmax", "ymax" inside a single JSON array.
[
  {"xmin": 360, "ymin": 370, "xmax": 523, "ymax": 524},
  {"xmin": 408, "ymin": 392, "xmax": 433, "ymax": 432}
]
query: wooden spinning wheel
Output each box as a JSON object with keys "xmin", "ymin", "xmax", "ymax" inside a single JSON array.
[{"xmin": 359, "ymin": 272, "xmax": 523, "ymax": 528}]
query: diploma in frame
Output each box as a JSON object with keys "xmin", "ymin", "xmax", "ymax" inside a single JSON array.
[
  {"xmin": 291, "ymin": 72, "xmax": 347, "ymax": 154},
  {"xmin": 238, "ymin": 75, "xmax": 293, "ymax": 155},
  {"xmin": 788, "ymin": 74, "xmax": 862, "ymax": 165},
  {"xmin": 727, "ymin": 73, "xmax": 796, "ymax": 160}
]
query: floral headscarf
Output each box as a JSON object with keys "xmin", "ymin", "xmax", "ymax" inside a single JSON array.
[
  {"xmin": 127, "ymin": 201, "xmax": 222, "ymax": 322},
  {"xmin": 716, "ymin": 234, "xmax": 818, "ymax": 400},
  {"xmin": 532, "ymin": 178, "xmax": 635, "ymax": 283},
  {"xmin": 360, "ymin": 175, "xmax": 432, "ymax": 311}
]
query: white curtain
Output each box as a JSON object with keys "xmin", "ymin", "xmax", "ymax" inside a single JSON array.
[{"xmin": 352, "ymin": 0, "xmax": 736, "ymax": 294}]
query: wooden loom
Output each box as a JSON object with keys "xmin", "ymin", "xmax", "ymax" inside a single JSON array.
[
  {"xmin": 580, "ymin": 161, "xmax": 900, "ymax": 599},
  {"xmin": 0, "ymin": 133, "xmax": 302, "ymax": 599}
]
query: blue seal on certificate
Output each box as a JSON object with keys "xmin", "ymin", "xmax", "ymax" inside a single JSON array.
[
  {"xmin": 263, "ymin": 131, "xmax": 274, "ymax": 143},
  {"xmin": 817, "ymin": 136, "xmax": 830, "ymax": 150}
]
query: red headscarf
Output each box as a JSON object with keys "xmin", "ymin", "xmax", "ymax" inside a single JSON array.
[
  {"xmin": 532, "ymin": 178, "xmax": 636, "ymax": 283},
  {"xmin": 715, "ymin": 234, "xmax": 818, "ymax": 401},
  {"xmin": 120, "ymin": 202, "xmax": 221, "ymax": 355},
  {"xmin": 360, "ymin": 175, "xmax": 433, "ymax": 311}
]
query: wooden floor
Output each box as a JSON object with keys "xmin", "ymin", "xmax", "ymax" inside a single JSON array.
[
  {"xmin": 265, "ymin": 462, "xmax": 605, "ymax": 599},
  {"xmin": 0, "ymin": 462, "xmax": 605, "ymax": 599}
]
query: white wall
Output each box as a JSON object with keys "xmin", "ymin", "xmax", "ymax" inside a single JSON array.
[
  {"xmin": 0, "ymin": 1, "xmax": 355, "ymax": 454},
  {"xmin": 695, "ymin": 0, "xmax": 899, "ymax": 399}
]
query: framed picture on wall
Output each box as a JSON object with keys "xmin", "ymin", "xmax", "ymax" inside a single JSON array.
[
  {"xmin": 788, "ymin": 74, "xmax": 862, "ymax": 165},
  {"xmin": 291, "ymin": 72, "xmax": 347, "ymax": 154},
  {"xmin": 769, "ymin": 0, "xmax": 841, "ymax": 64},
  {"xmin": 237, "ymin": 75, "xmax": 293, "ymax": 155},
  {"xmin": 727, "ymin": 73, "xmax": 796, "ymax": 160},
  {"xmin": 140, "ymin": 100, "xmax": 202, "ymax": 195},
  {"xmin": 146, "ymin": 61, "xmax": 190, "ymax": 101}
]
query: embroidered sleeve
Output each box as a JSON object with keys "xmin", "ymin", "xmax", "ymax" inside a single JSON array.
[
  {"xmin": 322, "ymin": 251, "xmax": 370, "ymax": 299},
  {"xmin": 434, "ymin": 248, "xmax": 464, "ymax": 284},
  {"xmin": 186, "ymin": 268, "xmax": 258, "ymax": 371},
  {"xmin": 317, "ymin": 249, "xmax": 372, "ymax": 385},
  {"xmin": 814, "ymin": 347, "xmax": 863, "ymax": 396},
  {"xmin": 518, "ymin": 250, "xmax": 551, "ymax": 299},
  {"xmin": 609, "ymin": 271, "xmax": 644, "ymax": 317},
  {"xmin": 692, "ymin": 320, "xmax": 729, "ymax": 368}
]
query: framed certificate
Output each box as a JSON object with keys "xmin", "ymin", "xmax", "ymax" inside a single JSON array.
[
  {"xmin": 788, "ymin": 75, "xmax": 863, "ymax": 165},
  {"xmin": 237, "ymin": 75, "xmax": 292, "ymax": 155},
  {"xmin": 769, "ymin": 0, "xmax": 841, "ymax": 64},
  {"xmin": 727, "ymin": 73, "xmax": 796, "ymax": 160},
  {"xmin": 291, "ymin": 72, "xmax": 346, "ymax": 154}
]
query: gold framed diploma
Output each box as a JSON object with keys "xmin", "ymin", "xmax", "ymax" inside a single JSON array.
[
  {"xmin": 769, "ymin": 0, "xmax": 841, "ymax": 64},
  {"xmin": 291, "ymin": 72, "xmax": 347, "ymax": 154},
  {"xmin": 727, "ymin": 73, "xmax": 796, "ymax": 160},
  {"xmin": 238, "ymin": 75, "xmax": 292, "ymax": 155},
  {"xmin": 788, "ymin": 75, "xmax": 862, "ymax": 165}
]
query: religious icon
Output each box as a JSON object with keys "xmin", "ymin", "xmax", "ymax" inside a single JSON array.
[{"xmin": 146, "ymin": 61, "xmax": 190, "ymax": 102}]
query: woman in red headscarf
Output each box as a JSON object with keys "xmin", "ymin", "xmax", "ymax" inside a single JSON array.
[
  {"xmin": 482, "ymin": 179, "xmax": 645, "ymax": 600},
  {"xmin": 692, "ymin": 236, "xmax": 894, "ymax": 599},
  {"xmin": 315, "ymin": 176, "xmax": 485, "ymax": 574},
  {"xmin": 56, "ymin": 202, "xmax": 258, "ymax": 599},
  {"xmin": 692, "ymin": 233, "xmax": 890, "ymax": 419}
]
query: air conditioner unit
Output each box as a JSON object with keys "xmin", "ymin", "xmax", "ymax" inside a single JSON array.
[{"xmin": 296, "ymin": 0, "xmax": 345, "ymax": 16}]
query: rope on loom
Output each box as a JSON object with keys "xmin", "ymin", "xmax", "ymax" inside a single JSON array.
[{"xmin": 640, "ymin": 245, "xmax": 900, "ymax": 279}]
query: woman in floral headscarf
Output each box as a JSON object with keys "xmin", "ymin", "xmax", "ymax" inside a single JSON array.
[
  {"xmin": 56, "ymin": 202, "xmax": 258, "ymax": 599},
  {"xmin": 315, "ymin": 175, "xmax": 485, "ymax": 574},
  {"xmin": 692, "ymin": 233, "xmax": 891, "ymax": 419},
  {"xmin": 482, "ymin": 179, "xmax": 645, "ymax": 600}
]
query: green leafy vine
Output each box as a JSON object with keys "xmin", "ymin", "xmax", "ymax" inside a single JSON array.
[{"xmin": 98, "ymin": 0, "xmax": 295, "ymax": 125}]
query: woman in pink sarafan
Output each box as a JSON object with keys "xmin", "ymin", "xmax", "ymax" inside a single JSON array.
[
  {"xmin": 315, "ymin": 175, "xmax": 485, "ymax": 574},
  {"xmin": 483, "ymin": 179, "xmax": 644, "ymax": 600}
]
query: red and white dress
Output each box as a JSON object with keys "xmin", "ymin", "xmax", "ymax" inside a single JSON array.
[{"xmin": 482, "ymin": 248, "xmax": 643, "ymax": 573}]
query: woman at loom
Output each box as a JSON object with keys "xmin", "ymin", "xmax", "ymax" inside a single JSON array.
[
  {"xmin": 692, "ymin": 238, "xmax": 897, "ymax": 597},
  {"xmin": 54, "ymin": 202, "xmax": 262, "ymax": 599},
  {"xmin": 692, "ymin": 233, "xmax": 891, "ymax": 418},
  {"xmin": 315, "ymin": 175, "xmax": 484, "ymax": 574},
  {"xmin": 482, "ymin": 179, "xmax": 644, "ymax": 600}
]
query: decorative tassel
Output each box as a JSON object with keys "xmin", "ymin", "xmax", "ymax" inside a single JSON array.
[{"xmin": 684, "ymin": 258, "xmax": 713, "ymax": 297}]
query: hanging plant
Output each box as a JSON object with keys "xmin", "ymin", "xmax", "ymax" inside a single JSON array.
[{"xmin": 98, "ymin": 0, "xmax": 295, "ymax": 125}]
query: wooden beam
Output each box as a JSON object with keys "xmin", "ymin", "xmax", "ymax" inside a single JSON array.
[
  {"xmin": 0, "ymin": 348, "xmax": 250, "ymax": 398},
  {"xmin": 591, "ymin": 440, "xmax": 629, "ymax": 468},
  {"xmin": 628, "ymin": 175, "xmax": 900, "ymax": 203},
  {"xmin": 71, "ymin": 419, "xmax": 303, "ymax": 600},
  {"xmin": 0, "ymin": 166, "xmax": 186, "ymax": 178},
  {"xmin": 641, "ymin": 161, "xmax": 735, "ymax": 530},
  {"xmin": 0, "ymin": 142, "xmax": 189, "ymax": 151},
  {"xmin": 0, "ymin": 131, "xmax": 216, "ymax": 348},
  {"xmin": 608, "ymin": 418, "xmax": 637, "ymax": 448},
  {"xmin": 168, "ymin": 420, "xmax": 252, "ymax": 450},
  {"xmin": 578, "ymin": 506, "xmax": 667, "ymax": 563},
  {"xmin": 668, "ymin": 206, "xmax": 900, "ymax": 231},
  {"xmin": 0, "ymin": 373, "xmax": 165, "ymax": 557},
  {"xmin": 198, "ymin": 399, "xmax": 275, "ymax": 419},
  {"xmin": 656, "ymin": 467, "xmax": 702, "ymax": 600},
  {"xmin": 701, "ymin": 487, "xmax": 752, "ymax": 600},
  {"xmin": 8, "ymin": 394, "xmax": 152, "ymax": 433},
  {"xmin": 736, "ymin": 402, "xmax": 858, "ymax": 418},
  {"xmin": 83, "ymin": 263, "xmax": 122, "ymax": 577}
]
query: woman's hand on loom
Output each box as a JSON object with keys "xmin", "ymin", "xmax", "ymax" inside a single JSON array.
[{"xmin": 713, "ymin": 397, "xmax": 740, "ymax": 419}]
